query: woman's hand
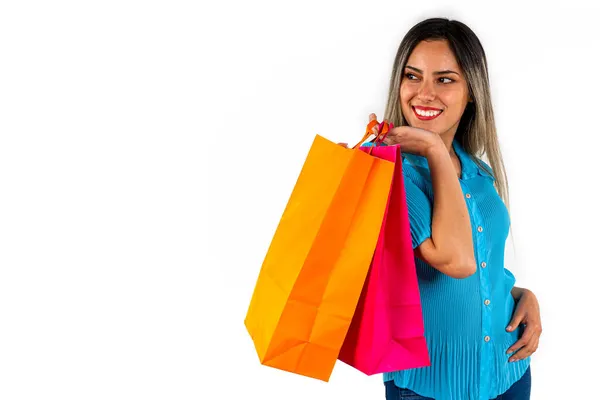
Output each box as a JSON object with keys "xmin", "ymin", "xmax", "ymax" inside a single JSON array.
[
  {"xmin": 506, "ymin": 289, "xmax": 542, "ymax": 362},
  {"xmin": 368, "ymin": 113, "xmax": 441, "ymax": 157}
]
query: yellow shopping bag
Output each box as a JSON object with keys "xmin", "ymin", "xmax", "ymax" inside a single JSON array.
[{"xmin": 244, "ymin": 123, "xmax": 394, "ymax": 381}]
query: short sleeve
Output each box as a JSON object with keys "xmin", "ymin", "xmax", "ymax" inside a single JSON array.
[
  {"xmin": 402, "ymin": 174, "xmax": 433, "ymax": 249},
  {"xmin": 363, "ymin": 142, "xmax": 431, "ymax": 248}
]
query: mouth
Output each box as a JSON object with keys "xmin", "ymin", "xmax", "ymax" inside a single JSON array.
[{"xmin": 412, "ymin": 106, "xmax": 443, "ymax": 121}]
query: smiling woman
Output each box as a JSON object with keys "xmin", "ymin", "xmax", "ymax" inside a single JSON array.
[
  {"xmin": 363, "ymin": 17, "xmax": 542, "ymax": 400},
  {"xmin": 399, "ymin": 40, "xmax": 472, "ymax": 144}
]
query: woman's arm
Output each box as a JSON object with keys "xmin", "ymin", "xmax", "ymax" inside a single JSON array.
[
  {"xmin": 414, "ymin": 141, "xmax": 477, "ymax": 279},
  {"xmin": 511, "ymin": 286, "xmax": 529, "ymax": 301}
]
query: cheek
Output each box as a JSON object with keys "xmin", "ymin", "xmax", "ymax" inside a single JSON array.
[
  {"xmin": 399, "ymin": 83, "xmax": 413, "ymax": 100},
  {"xmin": 439, "ymin": 92, "xmax": 458, "ymax": 103},
  {"xmin": 399, "ymin": 98, "xmax": 412, "ymax": 116},
  {"xmin": 399, "ymin": 85, "xmax": 414, "ymax": 108},
  {"xmin": 440, "ymin": 88, "xmax": 468, "ymax": 105}
]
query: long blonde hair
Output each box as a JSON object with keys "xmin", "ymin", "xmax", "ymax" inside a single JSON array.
[{"xmin": 383, "ymin": 17, "xmax": 511, "ymax": 216}]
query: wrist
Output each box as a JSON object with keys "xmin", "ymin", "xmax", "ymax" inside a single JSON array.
[{"xmin": 424, "ymin": 137, "xmax": 446, "ymax": 159}]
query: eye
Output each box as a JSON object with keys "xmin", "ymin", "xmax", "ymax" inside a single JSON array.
[{"xmin": 404, "ymin": 73, "xmax": 454, "ymax": 84}]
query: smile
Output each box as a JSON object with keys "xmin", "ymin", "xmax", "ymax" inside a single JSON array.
[{"xmin": 412, "ymin": 106, "xmax": 443, "ymax": 120}]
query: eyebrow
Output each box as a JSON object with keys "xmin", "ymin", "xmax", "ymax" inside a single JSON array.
[{"xmin": 405, "ymin": 65, "xmax": 460, "ymax": 76}]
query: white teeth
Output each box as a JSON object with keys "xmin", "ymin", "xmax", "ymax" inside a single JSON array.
[{"xmin": 414, "ymin": 108, "xmax": 441, "ymax": 117}]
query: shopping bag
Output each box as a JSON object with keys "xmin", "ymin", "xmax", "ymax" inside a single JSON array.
[
  {"xmin": 338, "ymin": 133, "xmax": 431, "ymax": 375},
  {"xmin": 244, "ymin": 123, "xmax": 394, "ymax": 381}
]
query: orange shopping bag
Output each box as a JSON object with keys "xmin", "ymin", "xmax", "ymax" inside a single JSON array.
[{"xmin": 244, "ymin": 122, "xmax": 393, "ymax": 381}]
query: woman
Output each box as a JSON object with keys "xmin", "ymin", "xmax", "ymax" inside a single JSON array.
[{"xmin": 352, "ymin": 18, "xmax": 542, "ymax": 400}]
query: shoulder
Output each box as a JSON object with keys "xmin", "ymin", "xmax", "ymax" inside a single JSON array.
[
  {"xmin": 478, "ymin": 158, "xmax": 493, "ymax": 174},
  {"xmin": 475, "ymin": 158, "xmax": 496, "ymax": 181}
]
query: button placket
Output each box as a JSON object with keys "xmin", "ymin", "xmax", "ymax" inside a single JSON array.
[{"xmin": 464, "ymin": 181, "xmax": 493, "ymax": 399}]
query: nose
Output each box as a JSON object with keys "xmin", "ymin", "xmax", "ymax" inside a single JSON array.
[{"xmin": 417, "ymin": 79, "xmax": 436, "ymax": 102}]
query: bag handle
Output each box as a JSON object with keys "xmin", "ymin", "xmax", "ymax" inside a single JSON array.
[{"xmin": 352, "ymin": 119, "xmax": 394, "ymax": 153}]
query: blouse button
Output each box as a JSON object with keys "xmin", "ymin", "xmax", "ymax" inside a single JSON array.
[
  {"xmin": 484, "ymin": 299, "xmax": 491, "ymax": 306},
  {"xmin": 477, "ymin": 226, "xmax": 483, "ymax": 232},
  {"xmin": 466, "ymin": 193, "xmax": 471, "ymax": 199},
  {"xmin": 484, "ymin": 336, "xmax": 491, "ymax": 342},
  {"xmin": 481, "ymin": 262, "xmax": 487, "ymax": 268}
]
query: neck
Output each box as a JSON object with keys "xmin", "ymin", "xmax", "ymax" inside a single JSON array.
[
  {"xmin": 439, "ymin": 134, "xmax": 457, "ymax": 156},
  {"xmin": 438, "ymin": 123, "xmax": 460, "ymax": 154}
]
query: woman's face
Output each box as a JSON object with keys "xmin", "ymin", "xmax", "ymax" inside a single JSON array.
[{"xmin": 400, "ymin": 39, "xmax": 472, "ymax": 137}]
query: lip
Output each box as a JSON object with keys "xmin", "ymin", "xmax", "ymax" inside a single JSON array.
[
  {"xmin": 412, "ymin": 106, "xmax": 443, "ymax": 121},
  {"xmin": 413, "ymin": 105, "xmax": 443, "ymax": 111}
]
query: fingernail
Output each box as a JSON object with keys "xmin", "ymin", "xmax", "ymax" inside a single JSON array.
[{"xmin": 506, "ymin": 326, "xmax": 512, "ymax": 331}]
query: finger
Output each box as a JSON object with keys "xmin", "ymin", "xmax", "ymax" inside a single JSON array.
[
  {"xmin": 508, "ymin": 337, "xmax": 539, "ymax": 362},
  {"xmin": 506, "ymin": 337, "xmax": 527, "ymax": 356},
  {"xmin": 509, "ymin": 337, "xmax": 538, "ymax": 362},
  {"xmin": 509, "ymin": 346, "xmax": 532, "ymax": 362},
  {"xmin": 530, "ymin": 336, "xmax": 539, "ymax": 353},
  {"xmin": 507, "ymin": 325, "xmax": 535, "ymax": 354},
  {"xmin": 532, "ymin": 336, "xmax": 540, "ymax": 353},
  {"xmin": 506, "ymin": 313, "xmax": 525, "ymax": 332},
  {"xmin": 509, "ymin": 338, "xmax": 536, "ymax": 362}
]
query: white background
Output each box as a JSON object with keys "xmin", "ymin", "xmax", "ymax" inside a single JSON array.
[{"xmin": 1, "ymin": 1, "xmax": 598, "ymax": 399}]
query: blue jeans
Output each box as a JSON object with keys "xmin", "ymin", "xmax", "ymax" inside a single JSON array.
[{"xmin": 384, "ymin": 366, "xmax": 531, "ymax": 400}]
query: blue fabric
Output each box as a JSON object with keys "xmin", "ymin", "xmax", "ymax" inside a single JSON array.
[
  {"xmin": 362, "ymin": 139, "xmax": 531, "ymax": 400},
  {"xmin": 384, "ymin": 366, "xmax": 531, "ymax": 400}
]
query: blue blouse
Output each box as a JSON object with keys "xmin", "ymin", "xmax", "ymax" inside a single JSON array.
[{"xmin": 362, "ymin": 139, "xmax": 530, "ymax": 400}]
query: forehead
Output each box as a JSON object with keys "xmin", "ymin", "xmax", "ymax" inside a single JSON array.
[{"xmin": 406, "ymin": 40, "xmax": 460, "ymax": 70}]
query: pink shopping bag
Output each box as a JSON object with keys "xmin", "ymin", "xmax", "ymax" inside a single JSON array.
[{"xmin": 337, "ymin": 142, "xmax": 430, "ymax": 375}]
